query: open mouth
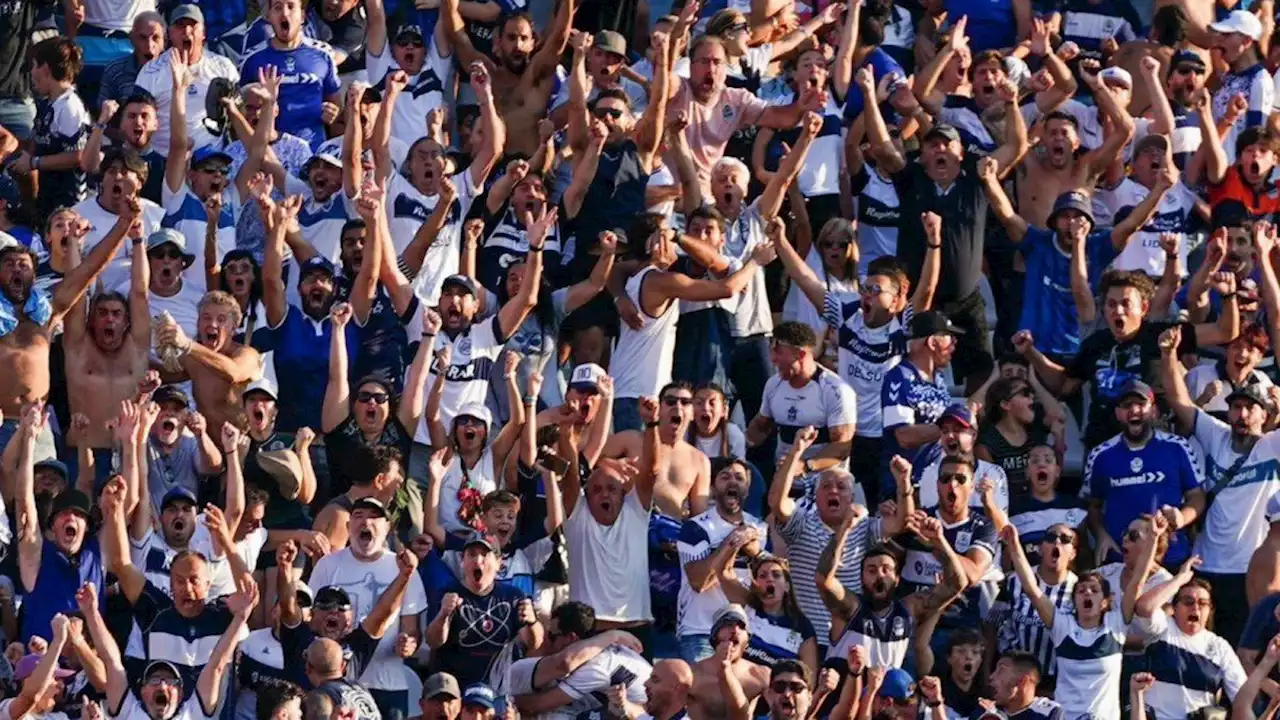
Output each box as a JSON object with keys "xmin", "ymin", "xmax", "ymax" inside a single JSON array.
[
  {"xmin": 763, "ymin": 584, "xmax": 777, "ymax": 598},
  {"xmin": 202, "ymin": 330, "xmax": 219, "ymax": 346},
  {"xmin": 181, "ymin": 39, "xmax": 192, "ymax": 52},
  {"xmin": 324, "ymin": 615, "xmax": 342, "ymax": 633},
  {"xmin": 173, "ymin": 519, "xmax": 186, "ymax": 533},
  {"xmin": 307, "ymin": 288, "xmax": 325, "ymax": 305},
  {"xmin": 231, "ymin": 277, "xmax": 248, "ymax": 293},
  {"xmin": 252, "ymin": 408, "xmax": 266, "ymax": 424},
  {"xmin": 112, "ymin": 184, "xmax": 123, "ymax": 199},
  {"xmin": 280, "ymin": 19, "xmax": 292, "ymax": 35},
  {"xmin": 723, "ymin": 487, "xmax": 742, "ymax": 505},
  {"xmin": 944, "ymin": 488, "xmax": 958, "ymax": 505},
  {"xmin": 363, "ymin": 407, "xmax": 378, "ymax": 422},
  {"xmin": 62, "ymin": 525, "xmax": 78, "ymax": 542},
  {"xmin": 464, "ymin": 429, "xmax": 477, "ymax": 442},
  {"xmin": 808, "ymin": 76, "xmax": 819, "ymax": 89},
  {"xmin": 825, "ymin": 496, "xmax": 840, "ymax": 511},
  {"xmin": 1081, "ymin": 598, "xmax": 1094, "ymax": 612},
  {"xmin": 600, "ymin": 501, "xmax": 613, "ymax": 514},
  {"xmin": 933, "ymin": 156, "xmax": 949, "ymax": 170},
  {"xmin": 1188, "ymin": 612, "xmax": 1201, "ymax": 623},
  {"xmin": 471, "ymin": 568, "xmax": 483, "ymax": 582},
  {"xmin": 358, "ymin": 528, "xmax": 374, "ymax": 544},
  {"xmin": 1251, "ymin": 161, "xmax": 1262, "ymax": 178},
  {"xmin": 1051, "ymin": 547, "xmax": 1061, "ymax": 562},
  {"xmin": 721, "ymin": 191, "xmax": 734, "ymax": 205},
  {"xmin": 160, "ymin": 267, "xmax": 175, "ymax": 282},
  {"xmin": 161, "ymin": 419, "xmax": 178, "ymax": 434}
]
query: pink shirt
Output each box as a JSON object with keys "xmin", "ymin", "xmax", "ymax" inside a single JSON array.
[{"xmin": 670, "ymin": 81, "xmax": 769, "ymax": 193}]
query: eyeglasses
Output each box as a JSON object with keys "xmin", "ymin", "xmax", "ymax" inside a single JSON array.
[
  {"xmin": 356, "ymin": 391, "xmax": 390, "ymax": 404},
  {"xmin": 1041, "ymin": 532, "xmax": 1075, "ymax": 545},
  {"xmin": 593, "ymin": 107, "xmax": 625, "ymax": 120},
  {"xmin": 1125, "ymin": 529, "xmax": 1142, "ymax": 542},
  {"xmin": 771, "ymin": 680, "xmax": 806, "ymax": 694},
  {"xmin": 146, "ymin": 676, "xmax": 181, "ymax": 688},
  {"xmin": 149, "ymin": 247, "xmax": 185, "ymax": 261},
  {"xmin": 860, "ymin": 283, "xmax": 894, "ymax": 296},
  {"xmin": 314, "ymin": 601, "xmax": 351, "ymax": 612},
  {"xmin": 938, "ymin": 473, "xmax": 970, "ymax": 485},
  {"xmin": 199, "ymin": 165, "xmax": 230, "ymax": 176},
  {"xmin": 1177, "ymin": 597, "xmax": 1212, "ymax": 608},
  {"xmin": 662, "ymin": 396, "xmax": 693, "ymax": 407},
  {"xmin": 722, "ymin": 21, "xmax": 749, "ymax": 35}
]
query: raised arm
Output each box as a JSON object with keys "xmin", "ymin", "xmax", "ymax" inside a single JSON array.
[
  {"xmin": 998, "ymin": 524, "xmax": 1055, "ymax": 625},
  {"xmin": 911, "ymin": 214, "xmax": 943, "ymax": 312},
  {"xmin": 401, "ymin": 178, "xmax": 457, "ymax": 277},
  {"xmin": 166, "ymin": 54, "xmax": 193, "ymax": 195},
  {"xmin": 196, "ymin": 582, "xmax": 256, "ymax": 714},
  {"xmin": 856, "ymin": 67, "xmax": 906, "ymax": 174},
  {"xmin": 759, "ymin": 113, "xmax": 819, "ymax": 220},
  {"xmin": 879, "ymin": 456, "xmax": 916, "ymax": 536},
  {"xmin": 767, "ymin": 427, "xmax": 813, "ymax": 524},
  {"xmin": 529, "ymin": 0, "xmax": 575, "ymax": 82},
  {"xmin": 633, "ymin": 31, "xmax": 672, "ymax": 163},
  {"xmin": 815, "ymin": 512, "xmax": 859, "ymax": 623},
  {"xmin": 361, "ymin": 549, "xmax": 420, "ymax": 638},
  {"xmin": 467, "ymin": 63, "xmax": 505, "ymax": 184},
  {"xmin": 51, "ymin": 204, "xmax": 134, "ymax": 320},
  {"xmin": 80, "ymin": 101, "xmax": 116, "ymax": 175},
  {"xmin": 495, "ymin": 208, "xmax": 549, "ymax": 339},
  {"xmin": 1110, "ymin": 158, "xmax": 1174, "ymax": 251},
  {"xmin": 320, "ymin": 303, "xmax": 354, "ymax": 433},
  {"xmin": 11, "ymin": 614, "xmax": 71, "ymax": 720},
  {"xmin": 1125, "ymin": 515, "xmax": 1168, "ymax": 623},
  {"xmin": 1136, "ymin": 554, "xmax": 1201, "ymax": 618},
  {"xmin": 1158, "ymin": 325, "xmax": 1197, "ymax": 434},
  {"xmin": 635, "ymin": 397, "xmax": 661, "ymax": 509},
  {"xmin": 348, "ymin": 179, "xmax": 387, "ymax": 324},
  {"xmin": 14, "ymin": 406, "xmax": 45, "ymax": 593},
  {"xmin": 1078, "ymin": 62, "xmax": 1135, "ymax": 178},
  {"xmin": 977, "ymin": 156, "xmax": 1027, "ymax": 243},
  {"xmin": 98, "ymin": 475, "xmax": 146, "ymax": 603},
  {"xmin": 1031, "ymin": 20, "xmax": 1077, "ymax": 112},
  {"xmin": 78, "ymin": 582, "xmax": 127, "ymax": 708},
  {"xmin": 914, "ymin": 17, "xmax": 968, "ymax": 116},
  {"xmin": 990, "ymin": 80, "xmax": 1029, "ymax": 177},
  {"xmin": 490, "ymin": 353, "xmax": 527, "ymax": 465}
]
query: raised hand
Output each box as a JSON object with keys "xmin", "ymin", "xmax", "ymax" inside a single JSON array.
[
  {"xmin": 1011, "ymin": 330, "xmax": 1034, "ymax": 356},
  {"xmin": 1130, "ymin": 672, "xmax": 1155, "ymax": 694},
  {"xmin": 75, "ymin": 582, "xmax": 98, "ymax": 614},
  {"xmin": 276, "ymin": 539, "xmax": 299, "ymax": 568},
  {"xmin": 918, "ymin": 676, "xmax": 943, "ymax": 705},
  {"xmin": 397, "ymin": 547, "xmax": 419, "ymax": 576},
  {"xmin": 331, "ymin": 302, "xmax": 353, "ymax": 328},
  {"xmin": 258, "ymin": 65, "xmax": 282, "ymax": 102},
  {"xmin": 439, "ymin": 592, "xmax": 463, "ymax": 616},
  {"xmin": 186, "ymin": 410, "xmax": 208, "ymax": 437},
  {"xmin": 226, "ymin": 578, "xmax": 259, "ymax": 618},
  {"xmin": 890, "ymin": 455, "xmax": 912, "ymax": 485},
  {"xmin": 751, "ymin": 240, "xmax": 777, "ymax": 265},
  {"xmin": 98, "ymin": 100, "xmax": 119, "ymax": 126},
  {"xmin": 433, "ymin": 345, "xmax": 453, "ymax": 374},
  {"xmin": 922, "ymin": 212, "xmax": 942, "ymax": 243},
  {"xmin": 638, "ymin": 396, "xmax": 660, "ymax": 425},
  {"xmin": 794, "ymin": 425, "xmax": 818, "ymax": 451}
]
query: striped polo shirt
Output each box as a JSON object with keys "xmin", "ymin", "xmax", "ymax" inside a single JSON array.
[{"xmin": 777, "ymin": 507, "xmax": 878, "ymax": 642}]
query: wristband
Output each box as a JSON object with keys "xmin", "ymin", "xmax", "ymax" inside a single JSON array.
[
  {"xmin": 925, "ymin": 701, "xmax": 943, "ymax": 709},
  {"xmin": 1223, "ymin": 291, "xmax": 1239, "ymax": 300},
  {"xmin": 32, "ymin": 156, "xmax": 40, "ymax": 171},
  {"xmin": 529, "ymin": 244, "xmax": 545, "ymax": 253},
  {"xmin": 645, "ymin": 420, "xmax": 661, "ymax": 429},
  {"xmin": 523, "ymin": 395, "xmax": 537, "ymax": 405},
  {"xmin": 421, "ymin": 332, "xmax": 436, "ymax": 340},
  {"xmin": 94, "ymin": 122, "xmax": 107, "ymax": 131},
  {"xmin": 927, "ymin": 242, "xmax": 942, "ymax": 249}
]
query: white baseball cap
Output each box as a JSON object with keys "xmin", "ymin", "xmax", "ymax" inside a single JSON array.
[{"xmin": 1211, "ymin": 10, "xmax": 1263, "ymax": 41}]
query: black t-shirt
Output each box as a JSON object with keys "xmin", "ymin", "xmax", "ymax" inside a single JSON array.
[
  {"xmin": 430, "ymin": 583, "xmax": 527, "ymax": 686},
  {"xmin": 891, "ymin": 153, "xmax": 988, "ymax": 304},
  {"xmin": 1067, "ymin": 320, "xmax": 1197, "ymax": 445},
  {"xmin": 976, "ymin": 407, "xmax": 1049, "ymax": 491},
  {"xmin": 317, "ymin": 6, "xmax": 368, "ymax": 75},
  {"xmin": 279, "ymin": 622, "xmax": 381, "ymax": 687},
  {"xmin": 324, "ymin": 415, "xmax": 412, "ymax": 497}
]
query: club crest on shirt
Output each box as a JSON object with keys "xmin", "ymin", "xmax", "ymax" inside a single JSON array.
[{"xmin": 1130, "ymin": 457, "xmax": 1143, "ymax": 473}]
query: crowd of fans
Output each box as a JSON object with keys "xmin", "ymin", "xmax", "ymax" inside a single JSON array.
[{"xmin": 3, "ymin": 0, "xmax": 1280, "ymax": 718}]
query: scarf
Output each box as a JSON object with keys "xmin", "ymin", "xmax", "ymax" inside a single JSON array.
[{"xmin": 0, "ymin": 287, "xmax": 52, "ymax": 336}]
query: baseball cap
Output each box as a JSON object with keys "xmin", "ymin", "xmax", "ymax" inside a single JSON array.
[
  {"xmin": 463, "ymin": 684, "xmax": 497, "ymax": 709},
  {"xmin": 160, "ymin": 486, "xmax": 198, "ymax": 511},
  {"xmin": 294, "ymin": 581, "xmax": 315, "ymax": 608},
  {"xmin": 1046, "ymin": 190, "xmax": 1095, "ymax": 230},
  {"xmin": 169, "ymin": 4, "xmax": 204, "ymax": 25},
  {"xmin": 454, "ymin": 401, "xmax": 493, "ymax": 432},
  {"xmin": 15, "ymin": 654, "xmax": 76, "ymax": 681},
  {"xmin": 879, "ymin": 668, "xmax": 915, "ymax": 700},
  {"xmin": 461, "ymin": 530, "xmax": 501, "ymax": 553},
  {"xmin": 1211, "ymin": 9, "xmax": 1263, "ymax": 40},
  {"xmin": 242, "ymin": 375, "xmax": 279, "ymax": 402},
  {"xmin": 146, "ymin": 229, "xmax": 196, "ymax": 267},
  {"xmin": 314, "ymin": 586, "xmax": 352, "ymax": 609},
  {"xmin": 192, "ymin": 146, "xmax": 232, "ymax": 168},
  {"xmin": 1118, "ymin": 379, "xmax": 1156, "ymax": 404},
  {"xmin": 569, "ymin": 363, "xmax": 607, "ymax": 393},
  {"xmin": 153, "ymin": 384, "xmax": 190, "ymax": 409},
  {"xmin": 299, "ymin": 256, "xmax": 336, "ymax": 280},
  {"xmin": 1098, "ymin": 66, "xmax": 1133, "ymax": 88},
  {"xmin": 143, "ymin": 660, "xmax": 184, "ymax": 684},
  {"xmin": 1170, "ymin": 49, "xmax": 1207, "ymax": 72},
  {"xmin": 351, "ymin": 497, "xmax": 389, "ymax": 518},
  {"xmin": 34, "ymin": 458, "xmax": 70, "ymax": 482},
  {"xmin": 711, "ymin": 603, "xmax": 750, "ymax": 636},
  {"xmin": 305, "ymin": 151, "xmax": 343, "ymax": 174},
  {"xmin": 441, "ymin": 274, "xmax": 478, "ymax": 296},
  {"xmin": 907, "ymin": 311, "xmax": 965, "ymax": 340},
  {"xmin": 922, "ymin": 124, "xmax": 962, "ymax": 144},
  {"xmin": 50, "ymin": 489, "xmax": 92, "ymax": 523},
  {"xmin": 594, "ymin": 30, "xmax": 628, "ymax": 57},
  {"xmin": 1225, "ymin": 383, "xmax": 1271, "ymax": 410},
  {"xmin": 937, "ymin": 403, "xmax": 975, "ymax": 429},
  {"xmin": 393, "ymin": 24, "xmax": 425, "ymax": 43},
  {"xmin": 423, "ymin": 672, "xmax": 461, "ymax": 700},
  {"xmin": 1133, "ymin": 133, "xmax": 1170, "ymax": 158}
]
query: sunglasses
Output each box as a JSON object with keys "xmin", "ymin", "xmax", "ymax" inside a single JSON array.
[
  {"xmin": 860, "ymin": 283, "xmax": 894, "ymax": 296},
  {"xmin": 1173, "ymin": 65, "xmax": 1205, "ymax": 76},
  {"xmin": 356, "ymin": 391, "xmax": 390, "ymax": 404},
  {"xmin": 149, "ymin": 247, "xmax": 185, "ymax": 260},
  {"xmin": 1041, "ymin": 532, "xmax": 1075, "ymax": 545},
  {"xmin": 819, "ymin": 240, "xmax": 850, "ymax": 251},
  {"xmin": 771, "ymin": 680, "xmax": 806, "ymax": 694},
  {"xmin": 456, "ymin": 415, "xmax": 486, "ymax": 427},
  {"xmin": 146, "ymin": 676, "xmax": 181, "ymax": 688},
  {"xmin": 593, "ymin": 107, "xmax": 625, "ymax": 120},
  {"xmin": 1015, "ymin": 387, "xmax": 1035, "ymax": 398},
  {"xmin": 1125, "ymin": 529, "xmax": 1142, "ymax": 542},
  {"xmin": 722, "ymin": 21, "xmax": 749, "ymax": 35},
  {"xmin": 396, "ymin": 37, "xmax": 425, "ymax": 48},
  {"xmin": 662, "ymin": 396, "xmax": 693, "ymax": 407},
  {"xmin": 199, "ymin": 165, "xmax": 230, "ymax": 176},
  {"xmin": 1177, "ymin": 596, "xmax": 1211, "ymax": 608},
  {"xmin": 938, "ymin": 473, "xmax": 970, "ymax": 485},
  {"xmin": 314, "ymin": 601, "xmax": 351, "ymax": 612}
]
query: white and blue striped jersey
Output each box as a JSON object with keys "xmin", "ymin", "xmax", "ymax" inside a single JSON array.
[
  {"xmin": 126, "ymin": 581, "xmax": 241, "ymax": 688},
  {"xmin": 477, "ymin": 205, "xmax": 564, "ymax": 293},
  {"xmin": 939, "ymin": 95, "xmax": 1000, "ymax": 155},
  {"xmin": 769, "ymin": 92, "xmax": 843, "ymax": 198},
  {"xmin": 234, "ymin": 628, "xmax": 288, "ymax": 720},
  {"xmin": 1214, "ymin": 63, "xmax": 1273, "ymax": 165},
  {"xmin": 282, "ymin": 174, "xmax": 357, "ymax": 265},
  {"xmin": 386, "ymin": 167, "xmax": 481, "ymax": 304},
  {"xmin": 742, "ymin": 606, "xmax": 816, "ymax": 668},
  {"xmin": 366, "ymin": 39, "xmax": 453, "ymax": 148},
  {"xmin": 419, "ymin": 314, "xmax": 507, "ymax": 439},
  {"xmin": 676, "ymin": 509, "xmax": 768, "ymax": 636},
  {"xmin": 111, "ymin": 688, "xmax": 217, "ymax": 720},
  {"xmin": 1106, "ymin": 177, "xmax": 1197, "ymax": 277},
  {"xmin": 990, "ymin": 572, "xmax": 1077, "ymax": 678},
  {"xmin": 160, "ymin": 182, "xmax": 242, "ymax": 294},
  {"xmin": 760, "ymin": 366, "xmax": 858, "ymax": 467},
  {"xmin": 849, "ymin": 165, "xmax": 901, "ymax": 277},
  {"xmin": 1132, "ymin": 610, "xmax": 1246, "ymax": 719},
  {"xmin": 1050, "ymin": 606, "xmax": 1129, "ymax": 720},
  {"xmin": 1191, "ymin": 412, "xmax": 1280, "ymax": 573},
  {"xmin": 1009, "ymin": 495, "xmax": 1089, "ymax": 567},
  {"xmin": 826, "ymin": 596, "xmax": 914, "ymax": 669},
  {"xmin": 823, "ymin": 296, "xmax": 909, "ymax": 440},
  {"xmin": 1134, "ymin": 105, "xmax": 1202, "ymax": 171},
  {"xmin": 1002, "ymin": 697, "xmax": 1066, "ymax": 720}
]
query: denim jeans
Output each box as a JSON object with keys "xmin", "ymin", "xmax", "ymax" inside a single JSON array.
[
  {"xmin": 679, "ymin": 633, "xmax": 713, "ymax": 664},
  {"xmin": 0, "ymin": 97, "xmax": 36, "ymax": 141},
  {"xmin": 613, "ymin": 397, "xmax": 643, "ymax": 433},
  {"xmin": 368, "ymin": 688, "xmax": 408, "ymax": 720}
]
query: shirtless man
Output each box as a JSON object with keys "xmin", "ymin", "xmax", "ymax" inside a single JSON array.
[
  {"xmin": 0, "ymin": 195, "xmax": 139, "ymax": 460},
  {"xmin": 1015, "ymin": 60, "xmax": 1135, "ymax": 225},
  {"xmin": 65, "ymin": 199, "xmax": 152, "ymax": 480},
  {"xmin": 601, "ymin": 381, "xmax": 710, "ymax": 519},
  {"xmin": 688, "ymin": 605, "xmax": 770, "ymax": 720},
  {"xmin": 439, "ymin": 0, "xmax": 573, "ymax": 156},
  {"xmin": 155, "ymin": 290, "xmax": 261, "ymax": 432}
]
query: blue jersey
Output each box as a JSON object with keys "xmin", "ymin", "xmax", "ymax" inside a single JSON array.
[
  {"xmin": 239, "ymin": 39, "xmax": 340, "ymax": 150},
  {"xmin": 946, "ymin": 0, "xmax": 1020, "ymax": 51},
  {"xmin": 32, "ymin": 87, "xmax": 90, "ymax": 211},
  {"xmin": 842, "ymin": 49, "xmax": 905, "ymax": 123},
  {"xmin": 335, "ymin": 278, "xmax": 418, "ymax": 394},
  {"xmin": 880, "ymin": 360, "xmax": 951, "ymax": 480},
  {"xmin": 251, "ymin": 305, "xmax": 359, "ymax": 432},
  {"xmin": 1085, "ymin": 431, "xmax": 1204, "ymax": 564},
  {"xmin": 1019, "ymin": 226, "xmax": 1117, "ymax": 358},
  {"xmin": 1060, "ymin": 0, "xmax": 1141, "ymax": 57}
]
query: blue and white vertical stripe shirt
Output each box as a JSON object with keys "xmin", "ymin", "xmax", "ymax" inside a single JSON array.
[{"xmin": 676, "ymin": 508, "xmax": 767, "ymax": 637}]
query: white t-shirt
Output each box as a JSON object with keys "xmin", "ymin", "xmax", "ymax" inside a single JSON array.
[
  {"xmin": 385, "ymin": 168, "xmax": 480, "ymax": 304},
  {"xmin": 760, "ymin": 366, "xmax": 857, "ymax": 467},
  {"xmin": 133, "ymin": 49, "xmax": 241, "ymax": 156},
  {"xmin": 416, "ymin": 315, "xmax": 507, "ymax": 443},
  {"xmin": 309, "ymin": 548, "xmax": 428, "ymax": 690},
  {"xmin": 1050, "ymin": 607, "xmax": 1129, "ymax": 720},
  {"xmin": 691, "ymin": 424, "xmax": 746, "ymax": 460},
  {"xmin": 1105, "ymin": 178, "xmax": 1197, "ymax": 277},
  {"xmin": 110, "ymin": 689, "xmax": 216, "ymax": 720},
  {"xmin": 1185, "ymin": 366, "xmax": 1275, "ymax": 418},
  {"xmin": 507, "ymin": 646, "xmax": 651, "ymax": 720},
  {"xmin": 564, "ymin": 490, "xmax": 652, "ymax": 623},
  {"xmin": 84, "ymin": 0, "xmax": 157, "ymax": 32},
  {"xmin": 918, "ymin": 458, "xmax": 1010, "ymax": 513},
  {"xmin": 365, "ymin": 40, "xmax": 453, "ymax": 148},
  {"xmin": 1191, "ymin": 412, "xmax": 1280, "ymax": 573},
  {"xmin": 72, "ymin": 195, "xmax": 166, "ymax": 291}
]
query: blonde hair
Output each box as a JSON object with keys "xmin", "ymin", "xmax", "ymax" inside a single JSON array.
[{"xmin": 198, "ymin": 290, "xmax": 244, "ymax": 329}]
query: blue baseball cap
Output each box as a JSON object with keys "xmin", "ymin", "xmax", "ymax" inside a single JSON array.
[
  {"xmin": 299, "ymin": 256, "xmax": 336, "ymax": 280},
  {"xmin": 463, "ymin": 684, "xmax": 496, "ymax": 709},
  {"xmin": 937, "ymin": 403, "xmax": 975, "ymax": 429},
  {"xmin": 161, "ymin": 486, "xmax": 198, "ymax": 511},
  {"xmin": 1119, "ymin": 379, "xmax": 1156, "ymax": 404},
  {"xmin": 879, "ymin": 668, "xmax": 915, "ymax": 700},
  {"xmin": 191, "ymin": 145, "xmax": 232, "ymax": 168}
]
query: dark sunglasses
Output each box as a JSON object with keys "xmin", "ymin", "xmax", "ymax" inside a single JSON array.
[
  {"xmin": 199, "ymin": 165, "xmax": 230, "ymax": 176},
  {"xmin": 593, "ymin": 107, "xmax": 625, "ymax": 120},
  {"xmin": 1041, "ymin": 532, "xmax": 1075, "ymax": 545},
  {"xmin": 456, "ymin": 415, "xmax": 486, "ymax": 427},
  {"xmin": 356, "ymin": 391, "xmax": 390, "ymax": 404},
  {"xmin": 860, "ymin": 283, "xmax": 893, "ymax": 296},
  {"xmin": 149, "ymin": 247, "xmax": 185, "ymax": 260},
  {"xmin": 1125, "ymin": 529, "xmax": 1142, "ymax": 542},
  {"xmin": 771, "ymin": 680, "xmax": 806, "ymax": 694},
  {"xmin": 1015, "ymin": 387, "xmax": 1035, "ymax": 398},
  {"xmin": 722, "ymin": 21, "xmax": 749, "ymax": 35},
  {"xmin": 314, "ymin": 601, "xmax": 351, "ymax": 612},
  {"xmin": 396, "ymin": 37, "xmax": 425, "ymax": 48},
  {"xmin": 938, "ymin": 473, "xmax": 970, "ymax": 485},
  {"xmin": 1173, "ymin": 65, "xmax": 1205, "ymax": 76},
  {"xmin": 662, "ymin": 396, "xmax": 693, "ymax": 407},
  {"xmin": 819, "ymin": 240, "xmax": 850, "ymax": 251}
]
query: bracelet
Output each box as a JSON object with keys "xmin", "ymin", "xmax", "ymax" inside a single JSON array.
[
  {"xmin": 421, "ymin": 332, "xmax": 436, "ymax": 340},
  {"xmin": 94, "ymin": 122, "xmax": 107, "ymax": 131},
  {"xmin": 644, "ymin": 420, "xmax": 661, "ymax": 429},
  {"xmin": 925, "ymin": 701, "xmax": 943, "ymax": 709},
  {"xmin": 529, "ymin": 245, "xmax": 545, "ymax": 253},
  {"xmin": 32, "ymin": 156, "xmax": 40, "ymax": 171},
  {"xmin": 1223, "ymin": 291, "xmax": 1239, "ymax": 300},
  {"xmin": 927, "ymin": 242, "xmax": 942, "ymax": 249},
  {"xmin": 523, "ymin": 395, "xmax": 537, "ymax": 405}
]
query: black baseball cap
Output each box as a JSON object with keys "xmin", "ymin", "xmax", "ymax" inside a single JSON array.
[
  {"xmin": 907, "ymin": 311, "xmax": 964, "ymax": 340},
  {"xmin": 922, "ymin": 124, "xmax": 962, "ymax": 144},
  {"xmin": 153, "ymin": 385, "xmax": 190, "ymax": 409}
]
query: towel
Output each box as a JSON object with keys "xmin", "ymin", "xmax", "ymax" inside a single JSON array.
[{"xmin": 0, "ymin": 287, "xmax": 52, "ymax": 336}]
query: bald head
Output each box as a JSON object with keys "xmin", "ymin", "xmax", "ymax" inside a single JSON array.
[
  {"xmin": 307, "ymin": 638, "xmax": 345, "ymax": 680},
  {"xmin": 645, "ymin": 659, "xmax": 694, "ymax": 716},
  {"xmin": 658, "ymin": 659, "xmax": 693, "ymax": 685}
]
